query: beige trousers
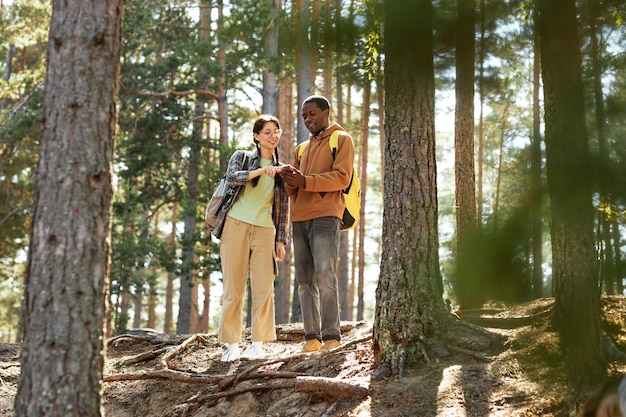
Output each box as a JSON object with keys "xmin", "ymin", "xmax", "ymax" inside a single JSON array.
[{"xmin": 218, "ymin": 217, "xmax": 277, "ymax": 343}]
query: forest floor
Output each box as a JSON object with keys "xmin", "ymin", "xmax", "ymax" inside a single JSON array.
[{"xmin": 2, "ymin": 296, "xmax": 626, "ymax": 417}]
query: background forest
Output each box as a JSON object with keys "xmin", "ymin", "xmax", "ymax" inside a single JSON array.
[{"xmin": 2, "ymin": 0, "xmax": 626, "ymax": 401}]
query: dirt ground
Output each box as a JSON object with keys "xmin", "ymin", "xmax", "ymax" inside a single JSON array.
[{"xmin": 2, "ymin": 297, "xmax": 626, "ymax": 417}]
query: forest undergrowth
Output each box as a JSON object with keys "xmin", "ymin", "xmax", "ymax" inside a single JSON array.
[{"xmin": 2, "ymin": 296, "xmax": 626, "ymax": 416}]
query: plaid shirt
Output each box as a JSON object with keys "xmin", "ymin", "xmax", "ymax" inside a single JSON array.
[{"xmin": 211, "ymin": 149, "xmax": 290, "ymax": 244}]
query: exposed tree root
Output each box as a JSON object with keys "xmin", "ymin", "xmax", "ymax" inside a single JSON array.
[{"xmin": 105, "ymin": 330, "xmax": 373, "ymax": 416}]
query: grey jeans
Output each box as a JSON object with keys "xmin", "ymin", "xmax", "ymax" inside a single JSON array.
[{"xmin": 292, "ymin": 217, "xmax": 341, "ymax": 342}]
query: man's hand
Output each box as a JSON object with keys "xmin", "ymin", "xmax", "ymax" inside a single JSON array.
[{"xmin": 279, "ymin": 166, "xmax": 306, "ymax": 188}]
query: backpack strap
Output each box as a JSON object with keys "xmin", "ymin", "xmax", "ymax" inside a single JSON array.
[{"xmin": 298, "ymin": 131, "xmax": 341, "ymax": 162}]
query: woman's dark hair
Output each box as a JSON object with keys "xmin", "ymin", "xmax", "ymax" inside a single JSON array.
[
  {"xmin": 579, "ymin": 375, "xmax": 623, "ymax": 417},
  {"xmin": 251, "ymin": 114, "xmax": 283, "ymax": 187}
]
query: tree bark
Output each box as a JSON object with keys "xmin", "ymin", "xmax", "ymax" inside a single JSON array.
[
  {"xmin": 530, "ymin": 9, "xmax": 543, "ymax": 298},
  {"xmin": 375, "ymin": 0, "xmax": 450, "ymax": 375},
  {"xmin": 15, "ymin": 0, "xmax": 124, "ymax": 415},
  {"xmin": 454, "ymin": 0, "xmax": 479, "ymax": 309},
  {"xmin": 537, "ymin": 0, "xmax": 606, "ymax": 405}
]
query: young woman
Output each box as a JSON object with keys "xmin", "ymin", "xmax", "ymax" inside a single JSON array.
[{"xmin": 214, "ymin": 114, "xmax": 289, "ymax": 361}]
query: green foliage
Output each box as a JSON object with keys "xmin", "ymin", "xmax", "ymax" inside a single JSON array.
[{"xmin": 0, "ymin": 1, "xmax": 48, "ymax": 264}]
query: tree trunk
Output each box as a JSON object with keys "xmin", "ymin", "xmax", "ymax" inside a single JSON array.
[
  {"xmin": 15, "ymin": 0, "xmax": 124, "ymax": 414},
  {"xmin": 537, "ymin": 0, "xmax": 606, "ymax": 406},
  {"xmin": 163, "ymin": 203, "xmax": 178, "ymax": 334},
  {"xmin": 356, "ymin": 79, "xmax": 370, "ymax": 321},
  {"xmin": 587, "ymin": 0, "xmax": 614, "ymax": 295},
  {"xmin": 275, "ymin": 79, "xmax": 293, "ymax": 324},
  {"xmin": 296, "ymin": 0, "xmax": 312, "ymax": 143},
  {"xmin": 530, "ymin": 11, "xmax": 543, "ymax": 298},
  {"xmin": 454, "ymin": 0, "xmax": 479, "ymax": 310},
  {"xmin": 262, "ymin": 0, "xmax": 280, "ymax": 115},
  {"xmin": 476, "ymin": 0, "xmax": 485, "ymax": 226},
  {"xmin": 375, "ymin": 0, "xmax": 449, "ymax": 375}
]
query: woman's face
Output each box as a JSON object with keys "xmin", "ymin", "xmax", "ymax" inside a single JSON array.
[
  {"xmin": 254, "ymin": 122, "xmax": 282, "ymax": 153},
  {"xmin": 596, "ymin": 393, "xmax": 623, "ymax": 417}
]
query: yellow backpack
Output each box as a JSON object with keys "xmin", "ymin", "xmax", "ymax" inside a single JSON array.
[{"xmin": 297, "ymin": 130, "xmax": 361, "ymax": 231}]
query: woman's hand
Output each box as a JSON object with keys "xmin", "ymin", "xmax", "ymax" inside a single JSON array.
[{"xmin": 276, "ymin": 242, "xmax": 286, "ymax": 262}]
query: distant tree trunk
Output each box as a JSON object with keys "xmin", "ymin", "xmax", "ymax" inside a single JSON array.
[
  {"xmin": 163, "ymin": 203, "xmax": 178, "ymax": 333},
  {"xmin": 375, "ymin": 0, "xmax": 450, "ymax": 375},
  {"xmin": 454, "ymin": 0, "xmax": 479, "ymax": 310},
  {"xmin": 133, "ymin": 285, "xmax": 143, "ymax": 329},
  {"xmin": 356, "ymin": 80, "xmax": 370, "ymax": 321},
  {"xmin": 275, "ymin": 80, "xmax": 293, "ymax": 324},
  {"xmin": 323, "ymin": 0, "xmax": 333, "ymax": 101},
  {"xmin": 308, "ymin": 0, "xmax": 320, "ymax": 89},
  {"xmin": 217, "ymin": 0, "xmax": 229, "ymax": 167},
  {"xmin": 587, "ymin": 0, "xmax": 614, "ymax": 294},
  {"xmin": 177, "ymin": 81, "xmax": 204, "ymax": 336},
  {"xmin": 492, "ymin": 104, "xmax": 509, "ymax": 229},
  {"xmin": 614, "ymin": 222, "xmax": 623, "ymax": 295},
  {"xmin": 296, "ymin": 0, "xmax": 312, "ymax": 143},
  {"xmin": 15, "ymin": 0, "xmax": 124, "ymax": 414},
  {"xmin": 476, "ymin": 0, "xmax": 485, "ymax": 226},
  {"xmin": 262, "ymin": 0, "xmax": 280, "ymax": 115},
  {"xmin": 537, "ymin": 0, "xmax": 606, "ymax": 405},
  {"xmin": 291, "ymin": 0, "xmax": 312, "ymax": 324},
  {"xmin": 530, "ymin": 11, "xmax": 543, "ymax": 298},
  {"xmin": 178, "ymin": 0, "xmax": 212, "ymax": 335}
]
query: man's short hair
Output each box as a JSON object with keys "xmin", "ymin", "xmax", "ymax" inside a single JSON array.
[{"xmin": 302, "ymin": 95, "xmax": 330, "ymax": 111}]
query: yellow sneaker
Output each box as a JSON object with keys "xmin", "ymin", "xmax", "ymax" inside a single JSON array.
[
  {"xmin": 301, "ymin": 339, "xmax": 323, "ymax": 353},
  {"xmin": 320, "ymin": 339, "xmax": 341, "ymax": 352}
]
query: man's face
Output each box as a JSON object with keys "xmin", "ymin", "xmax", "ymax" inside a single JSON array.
[{"xmin": 302, "ymin": 102, "xmax": 329, "ymax": 135}]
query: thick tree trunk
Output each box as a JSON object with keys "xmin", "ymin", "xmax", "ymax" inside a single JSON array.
[
  {"xmin": 537, "ymin": 0, "xmax": 606, "ymax": 405},
  {"xmin": 15, "ymin": 0, "xmax": 124, "ymax": 415},
  {"xmin": 375, "ymin": 0, "xmax": 449, "ymax": 375}
]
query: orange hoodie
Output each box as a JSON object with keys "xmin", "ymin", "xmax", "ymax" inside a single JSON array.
[{"xmin": 285, "ymin": 123, "xmax": 355, "ymax": 223}]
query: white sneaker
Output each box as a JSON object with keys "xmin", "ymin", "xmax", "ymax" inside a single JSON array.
[
  {"xmin": 221, "ymin": 344, "xmax": 240, "ymax": 362},
  {"xmin": 241, "ymin": 343, "xmax": 266, "ymax": 360}
]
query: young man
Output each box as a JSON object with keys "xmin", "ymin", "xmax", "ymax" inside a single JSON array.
[{"xmin": 279, "ymin": 95, "xmax": 356, "ymax": 353}]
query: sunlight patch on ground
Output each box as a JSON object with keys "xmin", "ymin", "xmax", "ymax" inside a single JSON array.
[{"xmin": 437, "ymin": 364, "xmax": 468, "ymax": 417}]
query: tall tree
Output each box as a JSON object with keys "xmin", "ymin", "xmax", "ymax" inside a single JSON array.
[
  {"xmin": 530, "ymin": 6, "xmax": 543, "ymax": 298},
  {"xmin": 262, "ymin": 0, "xmax": 280, "ymax": 114},
  {"xmin": 15, "ymin": 0, "xmax": 124, "ymax": 415},
  {"xmin": 537, "ymin": 0, "xmax": 606, "ymax": 406},
  {"xmin": 454, "ymin": 0, "xmax": 479, "ymax": 309},
  {"xmin": 375, "ymin": 0, "xmax": 460, "ymax": 375}
]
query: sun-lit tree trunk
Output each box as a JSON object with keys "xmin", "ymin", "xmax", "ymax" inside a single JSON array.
[
  {"xmin": 308, "ymin": 0, "xmax": 320, "ymax": 89},
  {"xmin": 262, "ymin": 0, "xmax": 280, "ymax": 115},
  {"xmin": 375, "ymin": 0, "xmax": 450, "ymax": 375},
  {"xmin": 537, "ymin": 0, "xmax": 606, "ymax": 406},
  {"xmin": 163, "ymin": 203, "xmax": 178, "ymax": 333},
  {"xmin": 291, "ymin": 0, "xmax": 312, "ymax": 324},
  {"xmin": 276, "ymin": 80, "xmax": 293, "ymax": 324},
  {"xmin": 356, "ymin": 79, "xmax": 370, "ymax": 321},
  {"xmin": 476, "ymin": 0, "xmax": 485, "ymax": 225},
  {"xmin": 530, "ymin": 10, "xmax": 543, "ymax": 298},
  {"xmin": 178, "ymin": 0, "xmax": 213, "ymax": 335},
  {"xmin": 454, "ymin": 0, "xmax": 478, "ymax": 310},
  {"xmin": 296, "ymin": 0, "xmax": 312, "ymax": 143},
  {"xmin": 217, "ymin": 0, "xmax": 229, "ymax": 167},
  {"xmin": 492, "ymin": 103, "xmax": 509, "ymax": 229},
  {"xmin": 614, "ymin": 222, "xmax": 623, "ymax": 295},
  {"xmin": 15, "ymin": 0, "xmax": 124, "ymax": 414}
]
